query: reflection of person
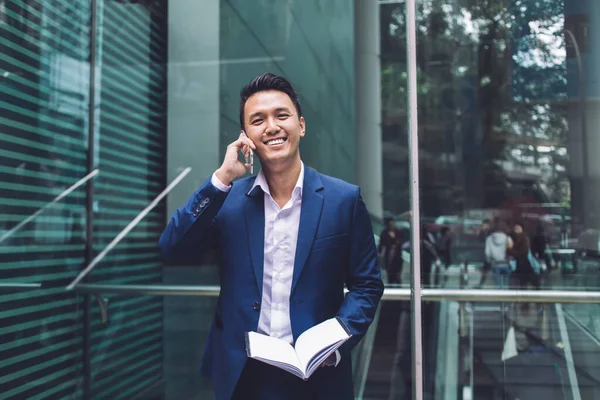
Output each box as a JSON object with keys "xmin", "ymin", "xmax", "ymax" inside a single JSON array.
[
  {"xmin": 478, "ymin": 219, "xmax": 491, "ymax": 242},
  {"xmin": 484, "ymin": 219, "xmax": 513, "ymax": 289},
  {"xmin": 511, "ymin": 222, "xmax": 540, "ymax": 289},
  {"xmin": 438, "ymin": 226, "xmax": 452, "ymax": 270},
  {"xmin": 477, "ymin": 219, "xmax": 493, "ymax": 287},
  {"xmin": 421, "ymin": 224, "xmax": 438, "ymax": 287},
  {"xmin": 510, "ymin": 222, "xmax": 540, "ymax": 351},
  {"xmin": 379, "ymin": 217, "xmax": 405, "ymax": 284},
  {"xmin": 531, "ymin": 223, "xmax": 552, "ymax": 270},
  {"xmin": 159, "ymin": 73, "xmax": 383, "ymax": 400}
]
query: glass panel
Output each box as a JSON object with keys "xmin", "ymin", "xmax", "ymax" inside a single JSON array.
[
  {"xmin": 406, "ymin": 0, "xmax": 591, "ymax": 291},
  {"xmin": 378, "ymin": 0, "xmax": 600, "ymax": 398},
  {"xmin": 0, "ymin": 1, "xmax": 90, "ymax": 397},
  {"xmin": 364, "ymin": 299, "xmax": 600, "ymax": 399},
  {"xmin": 379, "ymin": 2, "xmax": 411, "ymax": 289},
  {"xmin": 90, "ymin": 0, "xmax": 167, "ymax": 286},
  {"xmin": 86, "ymin": 1, "xmax": 167, "ymax": 398}
]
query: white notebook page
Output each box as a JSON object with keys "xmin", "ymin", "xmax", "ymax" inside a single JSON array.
[
  {"xmin": 247, "ymin": 331, "xmax": 302, "ymax": 371},
  {"xmin": 294, "ymin": 318, "xmax": 348, "ymax": 371}
]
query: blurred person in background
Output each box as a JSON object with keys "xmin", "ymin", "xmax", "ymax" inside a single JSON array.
[
  {"xmin": 421, "ymin": 224, "xmax": 439, "ymax": 287},
  {"xmin": 484, "ymin": 218, "xmax": 513, "ymax": 289},
  {"xmin": 531, "ymin": 223, "xmax": 552, "ymax": 270},
  {"xmin": 438, "ymin": 226, "xmax": 452, "ymax": 274},
  {"xmin": 510, "ymin": 221, "xmax": 541, "ymax": 351},
  {"xmin": 511, "ymin": 221, "xmax": 540, "ymax": 290},
  {"xmin": 379, "ymin": 217, "xmax": 405, "ymax": 284},
  {"xmin": 477, "ymin": 218, "xmax": 493, "ymax": 287}
]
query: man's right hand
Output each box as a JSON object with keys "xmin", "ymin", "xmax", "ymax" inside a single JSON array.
[{"xmin": 215, "ymin": 131, "xmax": 256, "ymax": 186}]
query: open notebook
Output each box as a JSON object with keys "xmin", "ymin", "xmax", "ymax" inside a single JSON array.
[{"xmin": 245, "ymin": 317, "xmax": 352, "ymax": 380}]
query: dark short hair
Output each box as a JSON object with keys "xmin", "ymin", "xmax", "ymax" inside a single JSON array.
[
  {"xmin": 513, "ymin": 221, "xmax": 524, "ymax": 229},
  {"xmin": 239, "ymin": 73, "xmax": 302, "ymax": 130}
]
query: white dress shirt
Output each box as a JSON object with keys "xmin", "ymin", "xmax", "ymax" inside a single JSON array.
[
  {"xmin": 249, "ymin": 164, "xmax": 303, "ymax": 344},
  {"xmin": 211, "ymin": 163, "xmax": 340, "ymax": 366}
]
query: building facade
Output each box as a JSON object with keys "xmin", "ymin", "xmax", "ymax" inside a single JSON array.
[{"xmin": 2, "ymin": 0, "xmax": 600, "ymax": 399}]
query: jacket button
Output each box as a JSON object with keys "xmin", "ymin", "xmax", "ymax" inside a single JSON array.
[{"xmin": 253, "ymin": 301, "xmax": 260, "ymax": 311}]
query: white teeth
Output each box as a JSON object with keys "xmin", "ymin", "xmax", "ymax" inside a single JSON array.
[{"xmin": 267, "ymin": 138, "xmax": 285, "ymax": 145}]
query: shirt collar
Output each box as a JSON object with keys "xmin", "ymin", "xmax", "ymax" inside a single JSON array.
[{"xmin": 250, "ymin": 162, "xmax": 304, "ymax": 199}]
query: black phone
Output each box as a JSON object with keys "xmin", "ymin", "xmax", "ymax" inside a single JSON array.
[{"xmin": 242, "ymin": 131, "xmax": 254, "ymax": 174}]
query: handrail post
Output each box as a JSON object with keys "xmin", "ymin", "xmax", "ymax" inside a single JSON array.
[
  {"xmin": 459, "ymin": 303, "xmax": 468, "ymax": 338},
  {"xmin": 82, "ymin": 0, "xmax": 99, "ymax": 396},
  {"xmin": 541, "ymin": 304, "xmax": 550, "ymax": 341},
  {"xmin": 82, "ymin": 294, "xmax": 92, "ymax": 399},
  {"xmin": 405, "ymin": 0, "xmax": 423, "ymax": 397}
]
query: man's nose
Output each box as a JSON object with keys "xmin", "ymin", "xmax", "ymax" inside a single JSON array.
[{"xmin": 264, "ymin": 117, "xmax": 280, "ymax": 134}]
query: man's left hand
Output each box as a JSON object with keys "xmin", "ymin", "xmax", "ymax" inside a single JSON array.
[{"xmin": 321, "ymin": 351, "xmax": 340, "ymax": 368}]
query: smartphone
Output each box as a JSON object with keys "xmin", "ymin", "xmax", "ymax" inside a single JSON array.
[{"xmin": 242, "ymin": 131, "xmax": 254, "ymax": 174}]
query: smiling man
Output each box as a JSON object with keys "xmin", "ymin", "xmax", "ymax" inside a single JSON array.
[{"xmin": 159, "ymin": 73, "xmax": 383, "ymax": 400}]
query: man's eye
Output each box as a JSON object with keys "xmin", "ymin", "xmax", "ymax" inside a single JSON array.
[
  {"xmin": 252, "ymin": 119, "xmax": 263, "ymax": 125},
  {"xmin": 277, "ymin": 114, "xmax": 290, "ymax": 119}
]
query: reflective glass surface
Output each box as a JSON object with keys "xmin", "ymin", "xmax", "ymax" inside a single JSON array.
[{"xmin": 2, "ymin": 0, "xmax": 600, "ymax": 399}]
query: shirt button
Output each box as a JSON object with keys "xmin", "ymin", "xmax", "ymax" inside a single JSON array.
[{"xmin": 253, "ymin": 301, "xmax": 260, "ymax": 311}]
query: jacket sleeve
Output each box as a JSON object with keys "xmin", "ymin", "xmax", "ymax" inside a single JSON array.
[
  {"xmin": 158, "ymin": 176, "xmax": 229, "ymax": 264},
  {"xmin": 337, "ymin": 188, "xmax": 384, "ymax": 352}
]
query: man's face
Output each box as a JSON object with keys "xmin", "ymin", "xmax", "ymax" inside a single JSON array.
[
  {"xmin": 243, "ymin": 90, "xmax": 305, "ymax": 166},
  {"xmin": 514, "ymin": 225, "xmax": 523, "ymax": 234}
]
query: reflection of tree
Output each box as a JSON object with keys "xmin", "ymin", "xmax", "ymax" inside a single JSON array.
[{"xmin": 381, "ymin": 0, "xmax": 570, "ymax": 217}]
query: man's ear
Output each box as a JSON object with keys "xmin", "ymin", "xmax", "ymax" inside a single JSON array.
[{"xmin": 299, "ymin": 116, "xmax": 306, "ymax": 137}]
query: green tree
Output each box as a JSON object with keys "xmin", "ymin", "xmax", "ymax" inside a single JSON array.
[{"xmin": 380, "ymin": 0, "xmax": 569, "ymax": 217}]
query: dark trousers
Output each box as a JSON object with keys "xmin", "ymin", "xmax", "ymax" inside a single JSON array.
[
  {"xmin": 388, "ymin": 259, "xmax": 404, "ymax": 284},
  {"xmin": 231, "ymin": 358, "xmax": 318, "ymax": 400}
]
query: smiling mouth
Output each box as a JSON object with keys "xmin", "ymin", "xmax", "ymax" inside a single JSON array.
[{"xmin": 265, "ymin": 137, "xmax": 287, "ymax": 146}]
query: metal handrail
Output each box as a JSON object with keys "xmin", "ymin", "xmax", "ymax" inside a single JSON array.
[
  {"xmin": 0, "ymin": 283, "xmax": 42, "ymax": 290},
  {"xmin": 5, "ymin": 281, "xmax": 600, "ymax": 304},
  {"xmin": 74, "ymin": 284, "xmax": 220, "ymax": 297},
  {"xmin": 69, "ymin": 284, "xmax": 600, "ymax": 304},
  {"xmin": 66, "ymin": 167, "xmax": 192, "ymax": 290},
  {"xmin": 0, "ymin": 169, "xmax": 99, "ymax": 245}
]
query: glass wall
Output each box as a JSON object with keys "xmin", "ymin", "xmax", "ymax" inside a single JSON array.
[
  {"xmin": 1, "ymin": 2, "xmax": 90, "ymax": 398},
  {"xmin": 1, "ymin": 0, "xmax": 356, "ymax": 398},
  {"xmin": 375, "ymin": 0, "xmax": 600, "ymax": 399},
  {"xmin": 380, "ymin": 0, "xmax": 597, "ymax": 288},
  {"xmin": 218, "ymin": 0, "xmax": 355, "ymax": 182},
  {"xmin": 2, "ymin": 0, "xmax": 600, "ymax": 399},
  {"xmin": 0, "ymin": 0, "xmax": 167, "ymax": 397}
]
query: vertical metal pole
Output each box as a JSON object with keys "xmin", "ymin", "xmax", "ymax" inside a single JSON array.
[
  {"xmin": 83, "ymin": 0, "xmax": 98, "ymax": 398},
  {"xmin": 82, "ymin": 295, "xmax": 92, "ymax": 399},
  {"xmin": 406, "ymin": 0, "xmax": 423, "ymax": 399},
  {"xmin": 565, "ymin": 29, "xmax": 588, "ymax": 231}
]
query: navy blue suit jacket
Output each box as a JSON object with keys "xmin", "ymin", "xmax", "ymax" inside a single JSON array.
[{"xmin": 159, "ymin": 167, "xmax": 383, "ymax": 400}]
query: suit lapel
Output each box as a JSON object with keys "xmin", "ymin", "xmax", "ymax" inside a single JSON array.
[
  {"xmin": 244, "ymin": 180, "xmax": 265, "ymax": 296},
  {"xmin": 292, "ymin": 168, "xmax": 324, "ymax": 294}
]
